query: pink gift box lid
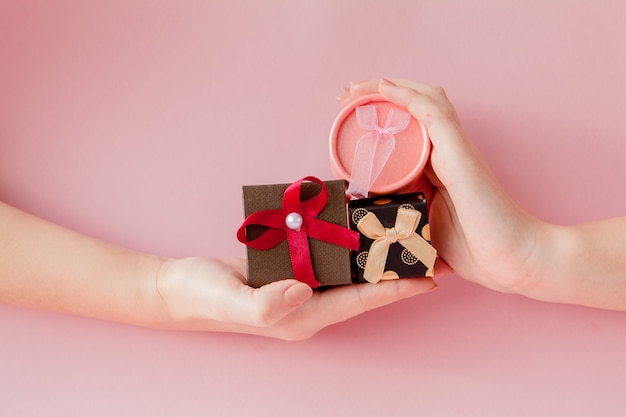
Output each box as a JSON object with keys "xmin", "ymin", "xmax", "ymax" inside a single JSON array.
[{"xmin": 329, "ymin": 93, "xmax": 430, "ymax": 197}]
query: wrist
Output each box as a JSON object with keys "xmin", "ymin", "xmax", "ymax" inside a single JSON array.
[
  {"xmin": 135, "ymin": 253, "xmax": 173, "ymax": 328},
  {"xmin": 516, "ymin": 222, "xmax": 582, "ymax": 304}
]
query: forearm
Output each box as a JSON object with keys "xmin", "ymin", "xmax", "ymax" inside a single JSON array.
[
  {"xmin": 525, "ymin": 217, "xmax": 626, "ymax": 310},
  {"xmin": 0, "ymin": 202, "xmax": 166, "ymax": 326}
]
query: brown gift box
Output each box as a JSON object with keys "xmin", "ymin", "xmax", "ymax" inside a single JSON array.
[
  {"xmin": 241, "ymin": 179, "xmax": 354, "ymax": 288},
  {"xmin": 348, "ymin": 192, "xmax": 436, "ymax": 283}
]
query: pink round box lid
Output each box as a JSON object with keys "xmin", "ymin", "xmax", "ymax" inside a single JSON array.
[{"xmin": 329, "ymin": 94, "xmax": 430, "ymax": 197}]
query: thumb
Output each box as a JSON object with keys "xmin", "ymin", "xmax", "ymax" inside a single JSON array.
[{"xmin": 246, "ymin": 279, "xmax": 313, "ymax": 327}]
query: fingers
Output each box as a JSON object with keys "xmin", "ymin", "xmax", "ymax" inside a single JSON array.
[
  {"xmin": 234, "ymin": 277, "xmax": 436, "ymax": 341},
  {"xmin": 243, "ymin": 279, "xmax": 313, "ymax": 327},
  {"xmin": 343, "ymin": 80, "xmax": 380, "ymax": 104},
  {"xmin": 434, "ymin": 257, "xmax": 453, "ymax": 278},
  {"xmin": 380, "ymin": 80, "xmax": 502, "ymax": 202},
  {"xmin": 263, "ymin": 278, "xmax": 437, "ymax": 340},
  {"xmin": 355, "ymin": 277, "xmax": 437, "ymax": 312},
  {"xmin": 240, "ymin": 276, "xmax": 434, "ymax": 331},
  {"xmin": 338, "ymin": 79, "xmax": 446, "ymax": 108},
  {"xmin": 340, "ymin": 79, "xmax": 468, "ymax": 161},
  {"xmin": 336, "ymin": 86, "xmax": 351, "ymax": 103},
  {"xmin": 283, "ymin": 282, "xmax": 314, "ymax": 306},
  {"xmin": 306, "ymin": 277, "xmax": 436, "ymax": 328},
  {"xmin": 337, "ymin": 79, "xmax": 391, "ymax": 107},
  {"xmin": 250, "ymin": 278, "xmax": 437, "ymax": 340},
  {"xmin": 219, "ymin": 259, "xmax": 314, "ymax": 324},
  {"xmin": 378, "ymin": 80, "xmax": 462, "ymax": 136},
  {"xmin": 217, "ymin": 258, "xmax": 432, "ymax": 332}
]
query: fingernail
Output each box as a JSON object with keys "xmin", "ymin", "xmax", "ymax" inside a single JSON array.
[
  {"xmin": 350, "ymin": 80, "xmax": 366, "ymax": 86},
  {"xmin": 284, "ymin": 283, "xmax": 313, "ymax": 307},
  {"xmin": 380, "ymin": 78, "xmax": 396, "ymax": 86},
  {"xmin": 335, "ymin": 90, "xmax": 350, "ymax": 101}
]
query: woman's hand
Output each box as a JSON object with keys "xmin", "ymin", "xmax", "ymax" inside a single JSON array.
[
  {"xmin": 343, "ymin": 79, "xmax": 626, "ymax": 312},
  {"xmin": 340, "ymin": 79, "xmax": 547, "ymax": 295},
  {"xmin": 153, "ymin": 256, "xmax": 436, "ymax": 340},
  {"xmin": 0, "ymin": 201, "xmax": 435, "ymax": 340}
]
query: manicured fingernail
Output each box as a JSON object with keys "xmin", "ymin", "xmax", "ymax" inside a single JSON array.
[
  {"xmin": 336, "ymin": 90, "xmax": 350, "ymax": 101},
  {"xmin": 380, "ymin": 78, "xmax": 396, "ymax": 86},
  {"xmin": 350, "ymin": 80, "xmax": 366, "ymax": 85},
  {"xmin": 284, "ymin": 283, "xmax": 313, "ymax": 307}
]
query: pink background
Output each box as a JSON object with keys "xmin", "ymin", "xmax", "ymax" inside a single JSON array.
[{"xmin": 1, "ymin": 1, "xmax": 626, "ymax": 415}]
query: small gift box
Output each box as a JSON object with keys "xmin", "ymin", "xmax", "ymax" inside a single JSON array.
[
  {"xmin": 237, "ymin": 177, "xmax": 360, "ymax": 288},
  {"xmin": 348, "ymin": 193, "xmax": 436, "ymax": 283},
  {"xmin": 329, "ymin": 93, "xmax": 430, "ymax": 199}
]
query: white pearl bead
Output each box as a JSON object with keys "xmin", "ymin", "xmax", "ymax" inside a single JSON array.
[{"xmin": 285, "ymin": 212, "xmax": 303, "ymax": 231}]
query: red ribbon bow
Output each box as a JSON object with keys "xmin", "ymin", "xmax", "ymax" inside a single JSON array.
[{"xmin": 237, "ymin": 176, "xmax": 360, "ymax": 288}]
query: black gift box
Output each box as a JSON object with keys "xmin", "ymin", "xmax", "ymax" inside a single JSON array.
[{"xmin": 348, "ymin": 193, "xmax": 436, "ymax": 283}]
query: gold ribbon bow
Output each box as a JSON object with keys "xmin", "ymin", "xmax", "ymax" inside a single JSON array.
[{"xmin": 357, "ymin": 207, "xmax": 437, "ymax": 283}]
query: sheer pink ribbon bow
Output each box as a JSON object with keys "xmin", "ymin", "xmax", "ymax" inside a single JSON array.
[{"xmin": 347, "ymin": 105, "xmax": 411, "ymax": 199}]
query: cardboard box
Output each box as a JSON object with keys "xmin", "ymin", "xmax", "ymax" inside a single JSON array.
[
  {"xmin": 348, "ymin": 193, "xmax": 436, "ymax": 283},
  {"xmin": 238, "ymin": 178, "xmax": 358, "ymax": 288}
]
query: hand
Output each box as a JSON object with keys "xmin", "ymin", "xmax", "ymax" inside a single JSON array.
[
  {"xmin": 340, "ymin": 79, "xmax": 547, "ymax": 295},
  {"xmin": 153, "ymin": 256, "xmax": 436, "ymax": 340}
]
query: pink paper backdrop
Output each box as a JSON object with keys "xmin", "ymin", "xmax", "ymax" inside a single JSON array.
[{"xmin": 2, "ymin": 1, "xmax": 626, "ymax": 416}]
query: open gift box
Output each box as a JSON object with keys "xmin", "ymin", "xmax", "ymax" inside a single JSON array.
[{"xmin": 329, "ymin": 94, "xmax": 430, "ymax": 198}]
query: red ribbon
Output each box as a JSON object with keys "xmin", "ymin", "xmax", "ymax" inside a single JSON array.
[{"xmin": 237, "ymin": 176, "xmax": 360, "ymax": 288}]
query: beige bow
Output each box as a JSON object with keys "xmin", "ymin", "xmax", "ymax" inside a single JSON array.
[{"xmin": 357, "ymin": 207, "xmax": 437, "ymax": 283}]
